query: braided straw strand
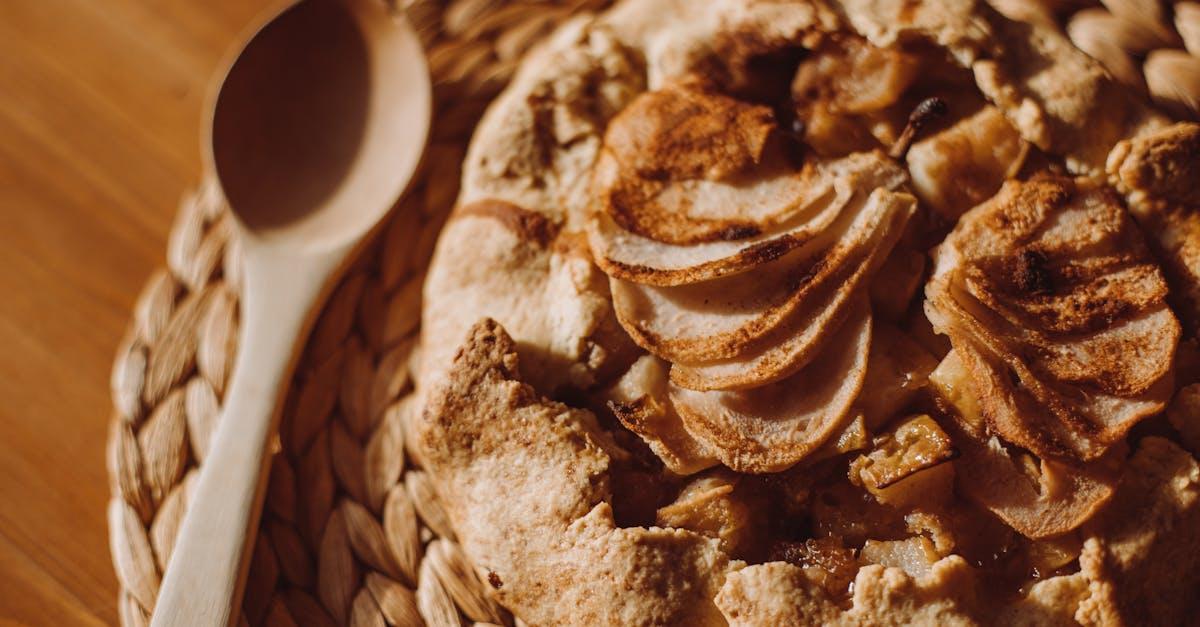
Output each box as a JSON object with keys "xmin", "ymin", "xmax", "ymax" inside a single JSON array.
[{"xmin": 1059, "ymin": 0, "xmax": 1200, "ymax": 117}]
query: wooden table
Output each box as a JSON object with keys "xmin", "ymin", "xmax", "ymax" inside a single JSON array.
[{"xmin": 0, "ymin": 1, "xmax": 268, "ymax": 623}]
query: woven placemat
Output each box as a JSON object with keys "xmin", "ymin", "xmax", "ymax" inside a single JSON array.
[
  {"xmin": 106, "ymin": 1, "xmax": 608, "ymax": 625},
  {"xmin": 105, "ymin": 1, "xmax": 1199, "ymax": 626},
  {"xmin": 993, "ymin": 0, "xmax": 1200, "ymax": 118}
]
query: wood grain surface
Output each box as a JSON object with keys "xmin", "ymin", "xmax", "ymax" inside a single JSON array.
[{"xmin": 0, "ymin": 1, "xmax": 268, "ymax": 623}]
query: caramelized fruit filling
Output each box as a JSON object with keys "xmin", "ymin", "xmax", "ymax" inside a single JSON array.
[{"xmin": 578, "ymin": 20, "xmax": 1195, "ymax": 613}]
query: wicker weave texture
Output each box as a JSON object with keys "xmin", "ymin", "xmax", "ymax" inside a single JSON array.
[
  {"xmin": 993, "ymin": 0, "xmax": 1200, "ymax": 117},
  {"xmin": 107, "ymin": 1, "xmax": 606, "ymax": 625}
]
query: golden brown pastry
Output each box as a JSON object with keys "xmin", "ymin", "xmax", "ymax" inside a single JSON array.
[
  {"xmin": 1107, "ymin": 122, "xmax": 1200, "ymax": 340},
  {"xmin": 414, "ymin": 0, "xmax": 1200, "ymax": 624}
]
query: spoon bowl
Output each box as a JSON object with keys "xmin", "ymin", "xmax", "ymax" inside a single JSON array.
[
  {"xmin": 209, "ymin": 0, "xmax": 428, "ymax": 250},
  {"xmin": 152, "ymin": 1, "xmax": 430, "ymax": 624}
]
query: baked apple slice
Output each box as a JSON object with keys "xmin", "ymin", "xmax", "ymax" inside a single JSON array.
[
  {"xmin": 611, "ymin": 186, "xmax": 912, "ymax": 366},
  {"xmin": 668, "ymin": 190, "xmax": 914, "ymax": 390},
  {"xmin": 669, "ymin": 300, "xmax": 871, "ymax": 473},
  {"xmin": 929, "ymin": 350, "xmax": 1120, "ymax": 539},
  {"xmin": 586, "ymin": 84, "xmax": 908, "ymax": 286},
  {"xmin": 925, "ymin": 176, "xmax": 1180, "ymax": 461}
]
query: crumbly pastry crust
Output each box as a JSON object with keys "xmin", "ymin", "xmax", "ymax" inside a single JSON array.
[
  {"xmin": 418, "ymin": 320, "xmax": 731, "ymax": 626},
  {"xmin": 417, "ymin": 0, "xmax": 1200, "ymax": 624},
  {"xmin": 419, "ymin": 322, "xmax": 1200, "ymax": 626},
  {"xmin": 1107, "ymin": 123, "xmax": 1200, "ymax": 338},
  {"xmin": 421, "ymin": 198, "xmax": 639, "ymax": 396}
]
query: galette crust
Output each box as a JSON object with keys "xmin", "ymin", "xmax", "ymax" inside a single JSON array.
[
  {"xmin": 418, "ymin": 320, "xmax": 731, "ymax": 626},
  {"xmin": 421, "ymin": 199, "xmax": 637, "ymax": 396},
  {"xmin": 415, "ymin": 0, "xmax": 1200, "ymax": 624}
]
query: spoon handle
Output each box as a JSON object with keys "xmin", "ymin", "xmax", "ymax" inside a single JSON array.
[{"xmin": 152, "ymin": 246, "xmax": 341, "ymax": 627}]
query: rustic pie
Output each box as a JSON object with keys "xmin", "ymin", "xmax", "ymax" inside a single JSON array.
[{"xmin": 412, "ymin": 0, "xmax": 1200, "ymax": 624}]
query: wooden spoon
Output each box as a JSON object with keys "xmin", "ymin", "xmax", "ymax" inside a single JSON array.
[{"xmin": 152, "ymin": 1, "xmax": 430, "ymax": 624}]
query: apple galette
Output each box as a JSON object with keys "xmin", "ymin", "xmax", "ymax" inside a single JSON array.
[{"xmin": 414, "ymin": 0, "xmax": 1200, "ymax": 624}]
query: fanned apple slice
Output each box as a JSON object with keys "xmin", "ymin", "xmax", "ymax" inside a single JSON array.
[
  {"xmin": 670, "ymin": 190, "xmax": 915, "ymax": 390},
  {"xmin": 587, "ymin": 175, "xmax": 843, "ymax": 285},
  {"xmin": 934, "ymin": 283, "xmax": 1171, "ymax": 462},
  {"xmin": 961, "ymin": 258, "xmax": 1176, "ymax": 391},
  {"xmin": 668, "ymin": 261, "xmax": 858, "ymax": 392},
  {"xmin": 924, "ymin": 175, "xmax": 1180, "ymax": 461},
  {"xmin": 936, "ymin": 351, "xmax": 1119, "ymax": 540},
  {"xmin": 1013, "ymin": 308, "xmax": 1178, "ymax": 398},
  {"xmin": 604, "ymin": 355, "xmax": 719, "ymax": 476},
  {"xmin": 668, "ymin": 301, "xmax": 871, "ymax": 473},
  {"xmin": 961, "ymin": 273, "xmax": 1178, "ymax": 396},
  {"xmin": 963, "ymin": 257, "xmax": 1168, "ymax": 336},
  {"xmin": 952, "ymin": 177, "xmax": 1172, "ymax": 335},
  {"xmin": 608, "ymin": 236, "xmax": 834, "ymax": 364},
  {"xmin": 594, "ymin": 146, "xmax": 826, "ymax": 246},
  {"xmin": 588, "ymin": 151, "xmax": 907, "ymax": 286},
  {"xmin": 611, "ymin": 186, "xmax": 910, "ymax": 364},
  {"xmin": 595, "ymin": 83, "xmax": 822, "ymax": 246}
]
